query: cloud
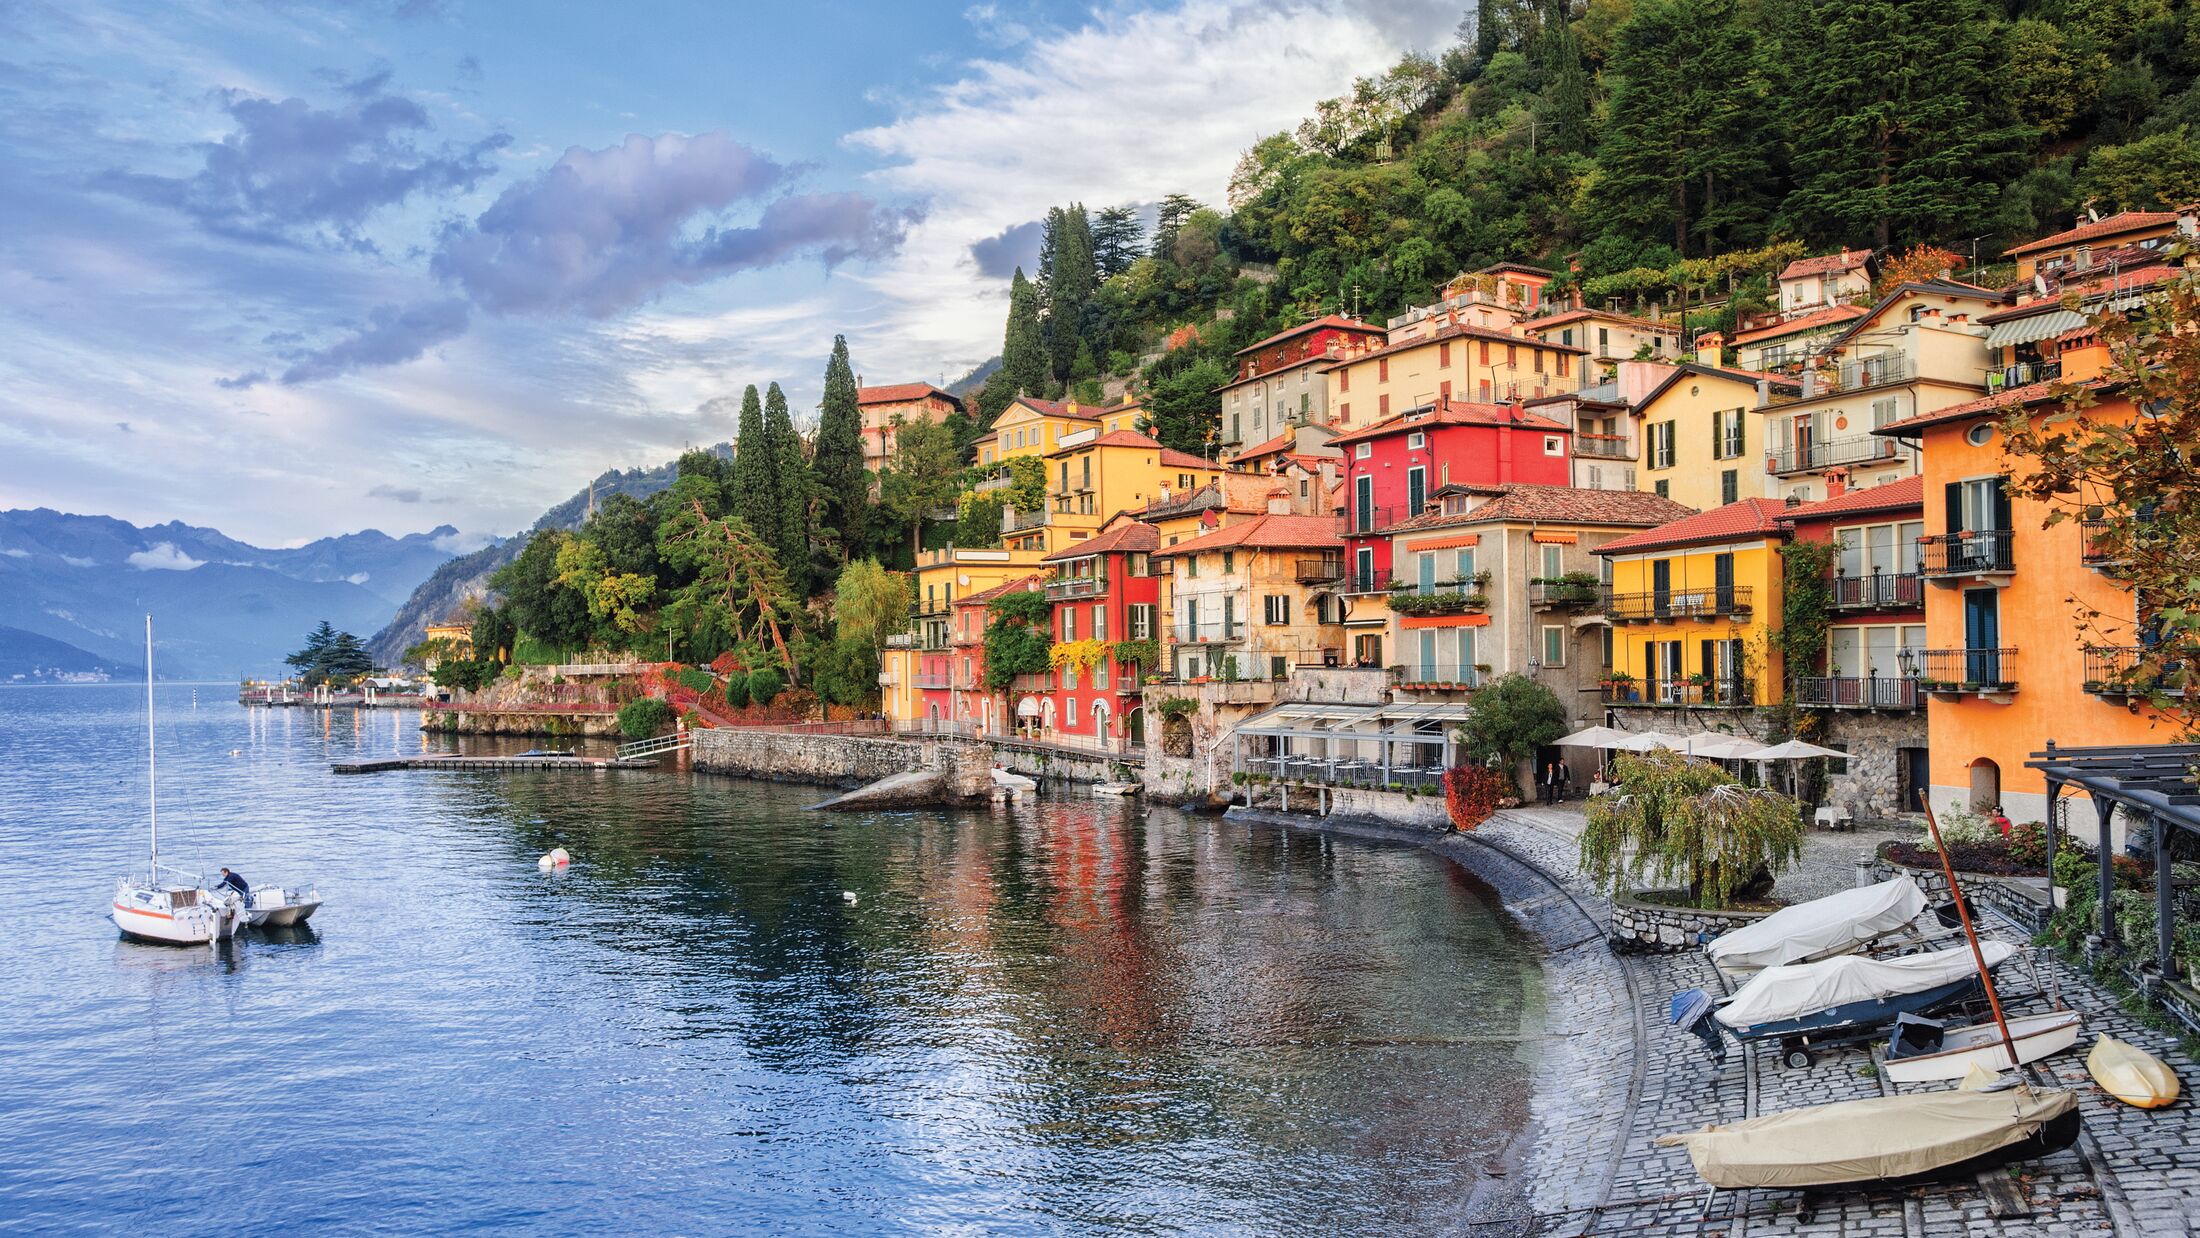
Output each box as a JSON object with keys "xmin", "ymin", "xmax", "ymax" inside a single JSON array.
[
  {"xmin": 279, "ymin": 297, "xmax": 470, "ymax": 384},
  {"xmin": 216, "ymin": 371, "xmax": 266, "ymax": 390},
  {"xmin": 114, "ymin": 421, "xmax": 132, "ymax": 433},
  {"xmin": 368, "ymin": 483, "xmax": 423, "ymax": 502},
  {"xmin": 2, "ymin": 548, "xmax": 28, "ymax": 558},
  {"xmin": 430, "ymin": 132, "xmax": 916, "ymax": 318},
  {"xmin": 62, "ymin": 555, "xmax": 98, "ymax": 568},
  {"xmin": 127, "ymin": 542, "xmax": 204, "ymax": 570},
  {"xmin": 432, "ymin": 528, "xmax": 495, "ymax": 554},
  {"xmin": 969, "ymin": 218, "xmax": 1043, "ymax": 279},
  {"xmin": 99, "ymin": 76, "xmax": 508, "ymax": 248},
  {"xmin": 346, "ymin": 571, "xmax": 370, "ymax": 584}
]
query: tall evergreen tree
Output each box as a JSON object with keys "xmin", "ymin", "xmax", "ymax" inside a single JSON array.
[
  {"xmin": 763, "ymin": 381, "xmax": 811, "ymax": 596},
  {"xmin": 1151, "ymin": 194, "xmax": 1200, "ymax": 259},
  {"xmin": 1000, "ymin": 267, "xmax": 1048, "ymax": 405},
  {"xmin": 729, "ymin": 384, "xmax": 778, "ymax": 558},
  {"xmin": 1091, "ymin": 205, "xmax": 1144, "ymax": 278},
  {"xmin": 1532, "ymin": 0, "xmax": 1593, "ymax": 152},
  {"xmin": 1038, "ymin": 205, "xmax": 1096, "ymax": 385},
  {"xmin": 1767, "ymin": 0, "xmax": 2026, "ymax": 249},
  {"xmin": 812, "ymin": 335, "xmax": 868, "ymax": 564}
]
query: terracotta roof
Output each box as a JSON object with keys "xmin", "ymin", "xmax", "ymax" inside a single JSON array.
[
  {"xmin": 1228, "ymin": 428, "xmax": 1300, "ymax": 461},
  {"xmin": 1069, "ymin": 429, "xmax": 1163, "ymax": 450},
  {"xmin": 1042, "ymin": 520, "xmax": 1159, "ymax": 561},
  {"xmin": 1233, "ymin": 314, "xmax": 1384, "ymax": 357},
  {"xmin": 857, "ymin": 383, "xmax": 961, "ymax": 409},
  {"xmin": 1979, "ymin": 264, "xmax": 2183, "ymax": 323},
  {"xmin": 1522, "ymin": 308, "xmax": 1678, "ymax": 334},
  {"xmin": 1779, "ymin": 249, "xmax": 1873, "ymax": 280},
  {"xmin": 1008, "ymin": 396, "xmax": 1100, "ymax": 422},
  {"xmin": 1729, "ymin": 304, "xmax": 1866, "ymax": 346},
  {"xmin": 1636, "ymin": 362, "xmax": 1799, "ymax": 410},
  {"xmin": 1818, "ymin": 281, "xmax": 2005, "ymax": 350},
  {"xmin": 1381, "ymin": 485, "xmax": 1698, "ymax": 535},
  {"xmin": 1327, "ymin": 398, "xmax": 1571, "ymax": 446},
  {"xmin": 1157, "ymin": 447, "xmax": 1218, "ymax": 469},
  {"xmin": 1779, "ymin": 476, "xmax": 1924, "ymax": 524},
  {"xmin": 2004, "ymin": 211, "xmax": 2180, "ymax": 258},
  {"xmin": 1327, "ymin": 321, "xmax": 1588, "ymax": 369},
  {"xmin": 1873, "ymin": 380, "xmax": 2091, "ymax": 436},
  {"xmin": 1152, "ymin": 512, "xmax": 1343, "ymax": 556},
  {"xmin": 1593, "ymin": 498, "xmax": 1791, "ymax": 556},
  {"xmin": 954, "ymin": 574, "xmax": 1043, "ymax": 607}
]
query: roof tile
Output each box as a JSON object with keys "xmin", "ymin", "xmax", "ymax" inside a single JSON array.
[
  {"xmin": 1593, "ymin": 498, "xmax": 1791, "ymax": 556},
  {"xmin": 1151, "ymin": 513, "xmax": 1343, "ymax": 556}
]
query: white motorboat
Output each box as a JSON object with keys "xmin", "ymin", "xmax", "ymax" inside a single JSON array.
[
  {"xmin": 111, "ymin": 617, "xmax": 246, "ymax": 946},
  {"xmin": 1704, "ymin": 877, "xmax": 1929, "ymax": 975},
  {"xmin": 244, "ymin": 884, "xmax": 323, "ymax": 928},
  {"xmin": 1883, "ymin": 1009, "xmax": 2084, "ymax": 1083}
]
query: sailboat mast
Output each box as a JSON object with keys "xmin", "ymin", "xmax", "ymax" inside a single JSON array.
[
  {"xmin": 145, "ymin": 615, "xmax": 157, "ymax": 877},
  {"xmin": 1922, "ymin": 801, "xmax": 2020, "ymax": 1071}
]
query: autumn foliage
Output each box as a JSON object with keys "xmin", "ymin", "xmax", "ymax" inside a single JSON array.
[{"xmin": 1444, "ymin": 765, "xmax": 1508, "ymax": 832}]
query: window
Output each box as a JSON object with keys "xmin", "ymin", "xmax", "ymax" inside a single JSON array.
[
  {"xmin": 1355, "ymin": 443, "xmax": 1372, "ymax": 460},
  {"xmin": 1407, "ymin": 466, "xmax": 1426, "ymax": 515},
  {"xmin": 1439, "ymin": 379, "xmax": 1452, "ymax": 400},
  {"xmin": 1093, "ymin": 607, "xmax": 1107, "ymax": 641},
  {"xmin": 1721, "ymin": 469, "xmax": 1738, "ymax": 504},
  {"xmin": 1648, "ymin": 420, "xmax": 1676, "ymax": 469},
  {"xmin": 1232, "ymin": 413, "xmax": 1240, "ymax": 440},
  {"xmin": 1478, "ymin": 380, "xmax": 1491, "ymax": 401},
  {"xmin": 1965, "ymin": 422, "xmax": 1995, "ymax": 447},
  {"xmin": 1540, "ymin": 544, "xmax": 1563, "ymax": 579},
  {"xmin": 1270, "ymin": 655, "xmax": 1288, "ymax": 680},
  {"xmin": 1713, "ymin": 408, "xmax": 1745, "ymax": 459},
  {"xmin": 1533, "ymin": 349, "xmax": 1545, "ymax": 373},
  {"xmin": 1339, "ymin": 368, "xmax": 1350, "ymax": 392},
  {"xmin": 1407, "ymin": 430, "xmax": 1426, "ymax": 449},
  {"xmin": 1128, "ymin": 553, "xmax": 1150, "ymax": 577},
  {"xmin": 1562, "ymin": 328, "xmax": 1574, "ymax": 346},
  {"xmin": 1264, "ymin": 594, "xmax": 1289, "ymax": 625},
  {"xmin": 1379, "ymin": 394, "xmax": 1390, "ymax": 417},
  {"xmin": 1479, "ymin": 341, "xmax": 1490, "ymax": 365},
  {"xmin": 1222, "ymin": 551, "xmax": 1235, "ymax": 575},
  {"xmin": 1541, "ymin": 625, "xmax": 1566, "ymax": 667},
  {"xmin": 1184, "ymin": 554, "xmax": 1197, "ymax": 578},
  {"xmin": 1544, "ymin": 435, "xmax": 1564, "ymax": 456},
  {"xmin": 1598, "ymin": 327, "xmax": 1610, "ymax": 354},
  {"xmin": 1129, "ymin": 604, "xmax": 1154, "ymax": 639},
  {"xmin": 1655, "ymin": 479, "xmax": 1670, "ymax": 498},
  {"xmin": 1095, "ymin": 658, "xmax": 1109, "ymax": 689},
  {"xmin": 1062, "ymin": 609, "xmax": 1076, "ymax": 641},
  {"xmin": 1505, "ymin": 344, "xmax": 1517, "ymax": 367},
  {"xmin": 1438, "ymin": 342, "xmax": 1451, "ymax": 367},
  {"xmin": 1222, "ymin": 594, "xmax": 1236, "ymax": 634},
  {"xmin": 1378, "ymin": 358, "xmax": 1389, "ymax": 382}
]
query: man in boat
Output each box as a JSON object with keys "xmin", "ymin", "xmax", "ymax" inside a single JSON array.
[{"xmin": 217, "ymin": 868, "xmax": 250, "ymax": 898}]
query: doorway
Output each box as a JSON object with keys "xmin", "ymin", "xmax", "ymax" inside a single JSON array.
[
  {"xmin": 1968, "ymin": 758, "xmax": 2000, "ymax": 813},
  {"xmin": 1898, "ymin": 747, "xmax": 1929, "ymax": 813}
]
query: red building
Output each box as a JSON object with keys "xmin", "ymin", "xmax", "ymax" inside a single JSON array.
[
  {"xmin": 1215, "ymin": 315, "xmax": 1386, "ymax": 449},
  {"xmin": 1034, "ymin": 516, "xmax": 1161, "ymax": 750},
  {"xmin": 1330, "ymin": 399, "xmax": 1575, "ymax": 591},
  {"xmin": 1778, "ymin": 477, "xmax": 1928, "ymax": 712},
  {"xmin": 857, "ymin": 383, "xmax": 964, "ymax": 477}
]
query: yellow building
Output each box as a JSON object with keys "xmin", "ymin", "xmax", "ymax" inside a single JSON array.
[
  {"xmin": 1151, "ymin": 508, "xmax": 1347, "ymax": 683},
  {"xmin": 1002, "ymin": 429, "xmax": 1225, "ymax": 555},
  {"xmin": 1593, "ymin": 498, "xmax": 1789, "ymax": 708},
  {"xmin": 1324, "ymin": 323, "xmax": 1587, "ymax": 431},
  {"xmin": 881, "ymin": 546, "xmax": 1049, "ymax": 726},
  {"xmin": 1632, "ymin": 363, "xmax": 1799, "ymax": 510},
  {"xmin": 976, "ymin": 396, "xmax": 1148, "ymax": 468},
  {"xmin": 420, "ymin": 620, "xmax": 475, "ymax": 669}
]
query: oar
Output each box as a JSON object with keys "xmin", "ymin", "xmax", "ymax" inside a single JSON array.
[{"xmin": 1921, "ymin": 801, "xmax": 2023, "ymax": 1075}]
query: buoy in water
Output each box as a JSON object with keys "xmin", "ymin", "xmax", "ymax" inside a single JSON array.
[
  {"xmin": 841, "ymin": 891, "xmax": 858, "ymax": 904},
  {"xmin": 538, "ymin": 847, "xmax": 571, "ymax": 871}
]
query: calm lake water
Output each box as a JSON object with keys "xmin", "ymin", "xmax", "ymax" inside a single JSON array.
[{"xmin": 0, "ymin": 684, "xmax": 1543, "ymax": 1235}]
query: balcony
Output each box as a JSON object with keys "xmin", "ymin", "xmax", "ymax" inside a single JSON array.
[
  {"xmin": 1828, "ymin": 571, "xmax": 1923, "ymax": 611},
  {"xmin": 1340, "ymin": 569, "xmax": 1393, "ymax": 596},
  {"xmin": 1602, "ymin": 677, "xmax": 1755, "ymax": 707},
  {"xmin": 1918, "ymin": 530, "xmax": 2015, "ymax": 580},
  {"xmin": 1002, "ymin": 506, "xmax": 1053, "ymax": 533},
  {"xmin": 1387, "ymin": 584, "xmax": 1490, "ymax": 616},
  {"xmin": 1044, "ymin": 573, "xmax": 1108, "ymax": 601},
  {"xmin": 1767, "ymin": 436, "xmax": 1912, "ymax": 476},
  {"xmin": 1349, "ymin": 504, "xmax": 1421, "ymax": 536},
  {"xmin": 1765, "ymin": 353, "xmax": 1916, "ymax": 405},
  {"xmin": 1574, "ymin": 432, "xmax": 1634, "ymax": 460},
  {"xmin": 2080, "ymin": 519, "xmax": 2121, "ymax": 570},
  {"xmin": 1530, "ymin": 580, "xmax": 1604, "ymax": 610},
  {"xmin": 1607, "ymin": 586, "xmax": 1754, "ymax": 623},
  {"xmin": 913, "ymin": 673, "xmax": 952, "ymax": 690},
  {"xmin": 1794, "ymin": 676, "xmax": 1920, "ymax": 710},
  {"xmin": 1295, "ymin": 557, "xmax": 1346, "ymax": 585},
  {"xmin": 1171, "ymin": 623, "xmax": 1245, "ymax": 645},
  {"xmin": 1983, "ymin": 359, "xmax": 2060, "ymax": 393},
  {"xmin": 2083, "ymin": 646, "xmax": 2190, "ymax": 697},
  {"xmin": 1392, "ymin": 663, "xmax": 1484, "ymax": 690},
  {"xmin": 1911, "ymin": 648, "xmax": 2018, "ymax": 694}
]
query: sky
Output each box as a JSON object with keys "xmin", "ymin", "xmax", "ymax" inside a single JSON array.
[{"xmin": 0, "ymin": 0, "xmax": 1462, "ymax": 546}]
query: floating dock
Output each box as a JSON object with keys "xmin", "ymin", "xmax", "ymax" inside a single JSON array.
[{"xmin": 331, "ymin": 755, "xmax": 660, "ymax": 775}]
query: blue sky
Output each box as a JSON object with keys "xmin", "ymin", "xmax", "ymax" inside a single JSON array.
[{"xmin": 0, "ymin": 0, "xmax": 1459, "ymax": 545}]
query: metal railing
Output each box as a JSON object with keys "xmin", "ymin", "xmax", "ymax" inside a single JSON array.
[
  {"xmin": 1913, "ymin": 648, "xmax": 2018, "ymax": 691},
  {"xmin": 1828, "ymin": 571, "xmax": 1923, "ymax": 609},
  {"xmin": 2081, "ymin": 520, "xmax": 2119, "ymax": 567},
  {"xmin": 1340, "ymin": 569, "xmax": 1393, "ymax": 596},
  {"xmin": 1530, "ymin": 581, "xmax": 1604, "ymax": 609},
  {"xmin": 1794, "ymin": 676, "xmax": 1920, "ymax": 710},
  {"xmin": 1918, "ymin": 530, "xmax": 2015, "ymax": 576},
  {"xmin": 1044, "ymin": 574, "xmax": 1108, "ymax": 600},
  {"xmin": 1574, "ymin": 432, "xmax": 1633, "ymax": 459},
  {"xmin": 2083, "ymin": 646, "xmax": 2190, "ymax": 697},
  {"xmin": 1295, "ymin": 557, "xmax": 1345, "ymax": 584},
  {"xmin": 913, "ymin": 674, "xmax": 951, "ymax": 689},
  {"xmin": 1767, "ymin": 436, "xmax": 1910, "ymax": 475},
  {"xmin": 1392, "ymin": 663, "xmax": 1483, "ymax": 689},
  {"xmin": 1983, "ymin": 359, "xmax": 2061, "ymax": 392},
  {"xmin": 1386, "ymin": 587, "xmax": 1489, "ymax": 616},
  {"xmin": 1170, "ymin": 623, "xmax": 1245, "ymax": 644},
  {"xmin": 1766, "ymin": 353, "xmax": 1915, "ymax": 404},
  {"xmin": 1606, "ymin": 586, "xmax": 1754, "ymax": 622},
  {"xmin": 617, "ymin": 732, "xmax": 694, "ymax": 760},
  {"xmin": 1350, "ymin": 504, "xmax": 1414, "ymax": 536},
  {"xmin": 1602, "ymin": 677, "xmax": 1755, "ymax": 706}
]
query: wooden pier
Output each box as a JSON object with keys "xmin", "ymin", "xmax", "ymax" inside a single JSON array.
[{"xmin": 330, "ymin": 754, "xmax": 661, "ymax": 775}]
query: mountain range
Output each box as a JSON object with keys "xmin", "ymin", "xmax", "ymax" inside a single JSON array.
[{"xmin": 0, "ymin": 623, "xmax": 139, "ymax": 683}]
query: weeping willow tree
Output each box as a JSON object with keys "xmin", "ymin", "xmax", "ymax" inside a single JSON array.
[{"xmin": 1579, "ymin": 749, "xmax": 1805, "ymax": 909}]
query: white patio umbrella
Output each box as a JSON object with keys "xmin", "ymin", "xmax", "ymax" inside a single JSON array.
[
  {"xmin": 1751, "ymin": 738, "xmax": 1846, "ymax": 761},
  {"xmin": 1684, "ymin": 733, "xmax": 1767, "ymax": 759},
  {"xmin": 1556, "ymin": 725, "xmax": 1631, "ymax": 748},
  {"xmin": 1614, "ymin": 730, "xmax": 1687, "ymax": 752}
]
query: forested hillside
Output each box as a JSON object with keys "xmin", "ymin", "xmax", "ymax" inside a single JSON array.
[{"xmin": 971, "ymin": 0, "xmax": 2200, "ymax": 450}]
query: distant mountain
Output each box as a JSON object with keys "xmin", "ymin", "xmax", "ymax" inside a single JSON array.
[
  {"xmin": 0, "ymin": 624, "xmax": 137, "ymax": 683},
  {"xmin": 365, "ymin": 444, "xmax": 733, "ymax": 667},
  {"xmin": 944, "ymin": 357, "xmax": 999, "ymax": 401},
  {"xmin": 0, "ymin": 509, "xmax": 465, "ymax": 679}
]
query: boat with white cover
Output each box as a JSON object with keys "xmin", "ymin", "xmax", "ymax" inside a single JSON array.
[
  {"xmin": 1704, "ymin": 877, "xmax": 1928, "ymax": 975},
  {"xmin": 1675, "ymin": 941, "xmax": 2015, "ymax": 1066},
  {"xmin": 111, "ymin": 617, "xmax": 246, "ymax": 947},
  {"xmin": 1656, "ymin": 1086, "xmax": 2081, "ymax": 1190},
  {"xmin": 1882, "ymin": 1009, "xmax": 2083, "ymax": 1082}
]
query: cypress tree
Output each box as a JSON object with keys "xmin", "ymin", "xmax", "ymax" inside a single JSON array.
[
  {"xmin": 1091, "ymin": 205, "xmax": 1143, "ymax": 278},
  {"xmin": 764, "ymin": 381, "xmax": 811, "ymax": 596},
  {"xmin": 1000, "ymin": 267, "xmax": 1048, "ymax": 406},
  {"xmin": 812, "ymin": 335, "xmax": 868, "ymax": 563},
  {"xmin": 1038, "ymin": 205, "xmax": 1096, "ymax": 385},
  {"xmin": 730, "ymin": 384, "xmax": 777, "ymax": 551}
]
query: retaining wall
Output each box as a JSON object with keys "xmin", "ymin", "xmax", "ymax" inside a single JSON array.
[
  {"xmin": 1607, "ymin": 890, "xmax": 1770, "ymax": 951},
  {"xmin": 689, "ymin": 728, "xmax": 996, "ymax": 800}
]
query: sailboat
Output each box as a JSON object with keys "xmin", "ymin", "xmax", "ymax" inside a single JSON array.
[{"xmin": 110, "ymin": 617, "xmax": 245, "ymax": 946}]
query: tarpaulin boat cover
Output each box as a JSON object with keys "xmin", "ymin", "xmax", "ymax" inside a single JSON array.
[
  {"xmin": 1655, "ymin": 1086, "xmax": 2077, "ymax": 1188},
  {"xmin": 1717, "ymin": 941, "xmax": 2013, "ymax": 1030},
  {"xmin": 1705, "ymin": 878, "xmax": 1927, "ymax": 972}
]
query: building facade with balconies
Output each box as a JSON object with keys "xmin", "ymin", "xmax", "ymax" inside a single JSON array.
[
  {"xmin": 1151, "ymin": 509, "xmax": 1346, "ymax": 684},
  {"xmin": 1321, "ymin": 307, "xmax": 1588, "ymax": 435},
  {"xmin": 1034, "ymin": 517, "xmax": 1161, "ymax": 750},
  {"xmin": 1630, "ymin": 362, "xmax": 1801, "ymax": 511},
  {"xmin": 1519, "ymin": 307, "xmax": 1678, "ymax": 377},
  {"xmin": 856, "ymin": 383, "xmax": 964, "ymax": 479},
  {"xmin": 1005, "ymin": 429, "xmax": 1225, "ymax": 555},
  {"xmin": 883, "ymin": 547, "xmax": 1047, "ymax": 729},
  {"xmin": 1595, "ymin": 498, "xmax": 1788, "ymax": 713},
  {"xmin": 1216, "ymin": 315, "xmax": 1386, "ymax": 450}
]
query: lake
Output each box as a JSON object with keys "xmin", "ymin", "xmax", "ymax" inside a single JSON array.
[{"xmin": 0, "ymin": 684, "xmax": 1543, "ymax": 1234}]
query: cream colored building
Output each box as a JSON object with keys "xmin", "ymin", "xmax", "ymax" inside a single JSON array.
[
  {"xmin": 1153, "ymin": 508, "xmax": 1346, "ymax": 683},
  {"xmin": 1632, "ymin": 363, "xmax": 1799, "ymax": 511}
]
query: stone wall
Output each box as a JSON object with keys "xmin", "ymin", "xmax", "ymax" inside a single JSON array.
[
  {"xmin": 992, "ymin": 744, "xmax": 1118, "ymax": 786},
  {"xmin": 1140, "ymin": 680, "xmax": 1288, "ymax": 808},
  {"xmin": 1606, "ymin": 890, "xmax": 1770, "ymax": 952},
  {"xmin": 421, "ymin": 709, "xmax": 621, "ymax": 739},
  {"xmin": 1819, "ymin": 709, "xmax": 1927, "ymax": 823},
  {"xmin": 1866, "ymin": 852, "xmax": 2053, "ymax": 934},
  {"xmin": 691, "ymin": 728, "xmax": 925, "ymax": 789}
]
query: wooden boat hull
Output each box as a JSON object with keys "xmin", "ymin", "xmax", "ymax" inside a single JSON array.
[
  {"xmin": 2088, "ymin": 1035, "xmax": 2181, "ymax": 1108},
  {"xmin": 1883, "ymin": 1010, "xmax": 2083, "ymax": 1083}
]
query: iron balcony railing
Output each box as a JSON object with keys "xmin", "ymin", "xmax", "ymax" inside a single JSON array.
[
  {"xmin": 2080, "ymin": 519, "xmax": 2119, "ymax": 568},
  {"xmin": 1295, "ymin": 557, "xmax": 1346, "ymax": 584},
  {"xmin": 1602, "ymin": 677, "xmax": 1755, "ymax": 706},
  {"xmin": 913, "ymin": 673, "xmax": 952, "ymax": 690},
  {"xmin": 1767, "ymin": 436, "xmax": 1911, "ymax": 476},
  {"xmin": 1574, "ymin": 432, "xmax": 1634, "ymax": 459},
  {"xmin": 1829, "ymin": 571, "xmax": 1923, "ymax": 610},
  {"xmin": 1170, "ymin": 623, "xmax": 1245, "ymax": 644},
  {"xmin": 1606, "ymin": 586, "xmax": 1754, "ymax": 623},
  {"xmin": 1350, "ymin": 504, "xmax": 1408, "ymax": 536},
  {"xmin": 1530, "ymin": 581, "xmax": 1604, "ymax": 609},
  {"xmin": 2083, "ymin": 646, "xmax": 2191, "ymax": 697},
  {"xmin": 1913, "ymin": 648, "xmax": 2018, "ymax": 691},
  {"xmin": 1341, "ymin": 569, "xmax": 1393, "ymax": 596},
  {"xmin": 1044, "ymin": 573, "xmax": 1108, "ymax": 600},
  {"xmin": 1794, "ymin": 676, "xmax": 1921, "ymax": 710},
  {"xmin": 1392, "ymin": 663, "xmax": 1484, "ymax": 689},
  {"xmin": 1765, "ymin": 353, "xmax": 1916, "ymax": 405},
  {"xmin": 1983, "ymin": 359, "xmax": 2061, "ymax": 393},
  {"xmin": 1918, "ymin": 530, "xmax": 2015, "ymax": 577}
]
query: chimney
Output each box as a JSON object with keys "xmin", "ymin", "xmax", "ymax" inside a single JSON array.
[
  {"xmin": 1784, "ymin": 493, "xmax": 1802, "ymax": 507},
  {"xmin": 1267, "ymin": 488, "xmax": 1293, "ymax": 515},
  {"xmin": 1826, "ymin": 469, "xmax": 1849, "ymax": 498}
]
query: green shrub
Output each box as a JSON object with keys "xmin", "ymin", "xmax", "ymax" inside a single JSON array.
[
  {"xmin": 746, "ymin": 667, "xmax": 785, "ymax": 704},
  {"xmin": 674, "ymin": 667, "xmax": 715, "ymax": 694},
  {"xmin": 722, "ymin": 671, "xmax": 751, "ymax": 709},
  {"xmin": 617, "ymin": 697, "xmax": 673, "ymax": 739}
]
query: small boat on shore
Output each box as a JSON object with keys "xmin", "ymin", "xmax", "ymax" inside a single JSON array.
[
  {"xmin": 1704, "ymin": 877, "xmax": 1928, "ymax": 975},
  {"xmin": 2088, "ymin": 1035, "xmax": 2181, "ymax": 1108},
  {"xmin": 1883, "ymin": 1009, "xmax": 2083, "ymax": 1083},
  {"xmin": 1656, "ymin": 1086, "xmax": 2081, "ymax": 1190},
  {"xmin": 1675, "ymin": 941, "xmax": 2015, "ymax": 1067},
  {"xmin": 1093, "ymin": 781, "xmax": 1138, "ymax": 797}
]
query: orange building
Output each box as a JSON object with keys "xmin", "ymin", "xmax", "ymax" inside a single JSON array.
[
  {"xmin": 857, "ymin": 383, "xmax": 963, "ymax": 478},
  {"xmin": 1874, "ymin": 338, "xmax": 2173, "ymax": 842}
]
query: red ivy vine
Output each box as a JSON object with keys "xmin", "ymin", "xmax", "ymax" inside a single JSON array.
[{"xmin": 1444, "ymin": 765, "xmax": 1506, "ymax": 833}]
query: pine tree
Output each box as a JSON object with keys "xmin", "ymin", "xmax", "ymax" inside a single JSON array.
[
  {"xmin": 1533, "ymin": 0, "xmax": 1593, "ymax": 152},
  {"xmin": 812, "ymin": 335, "xmax": 868, "ymax": 565},
  {"xmin": 1151, "ymin": 194, "xmax": 1200, "ymax": 259},
  {"xmin": 1038, "ymin": 205, "xmax": 1096, "ymax": 385},
  {"xmin": 999, "ymin": 266, "xmax": 1048, "ymax": 406},
  {"xmin": 1091, "ymin": 205, "xmax": 1144, "ymax": 278},
  {"xmin": 1767, "ymin": 0, "xmax": 2025, "ymax": 249},
  {"xmin": 763, "ymin": 381, "xmax": 811, "ymax": 596},
  {"xmin": 730, "ymin": 384, "xmax": 778, "ymax": 558}
]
